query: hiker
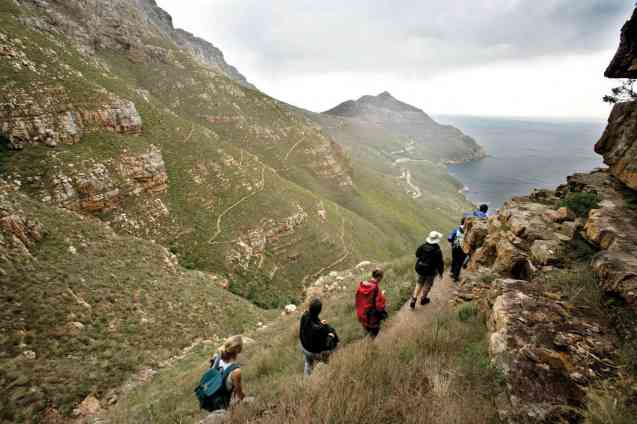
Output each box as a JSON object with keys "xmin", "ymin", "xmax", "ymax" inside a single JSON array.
[
  {"xmin": 464, "ymin": 204, "xmax": 489, "ymax": 219},
  {"xmin": 355, "ymin": 269, "xmax": 388, "ymax": 338},
  {"xmin": 411, "ymin": 231, "xmax": 444, "ymax": 309},
  {"xmin": 448, "ymin": 218, "xmax": 467, "ymax": 282},
  {"xmin": 299, "ymin": 298, "xmax": 339, "ymax": 376},
  {"xmin": 195, "ymin": 335, "xmax": 245, "ymax": 412}
]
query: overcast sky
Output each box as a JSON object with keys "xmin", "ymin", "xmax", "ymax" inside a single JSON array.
[{"xmin": 155, "ymin": 0, "xmax": 634, "ymax": 119}]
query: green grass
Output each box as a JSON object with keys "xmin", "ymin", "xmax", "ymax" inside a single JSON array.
[
  {"xmin": 105, "ymin": 257, "xmax": 415, "ymax": 423},
  {"xmin": 0, "ymin": 191, "xmax": 268, "ymax": 422}
]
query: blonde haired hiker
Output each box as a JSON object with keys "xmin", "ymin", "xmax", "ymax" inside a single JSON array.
[
  {"xmin": 411, "ymin": 231, "xmax": 445, "ymax": 309},
  {"xmin": 195, "ymin": 335, "xmax": 246, "ymax": 412}
]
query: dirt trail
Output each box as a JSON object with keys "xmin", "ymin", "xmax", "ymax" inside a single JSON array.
[{"xmin": 383, "ymin": 275, "xmax": 455, "ymax": 337}]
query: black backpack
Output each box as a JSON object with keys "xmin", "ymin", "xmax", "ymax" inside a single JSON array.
[
  {"xmin": 324, "ymin": 324, "xmax": 340, "ymax": 351},
  {"xmin": 415, "ymin": 244, "xmax": 437, "ymax": 276}
]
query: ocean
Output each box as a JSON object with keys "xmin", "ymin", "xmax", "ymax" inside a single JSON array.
[{"xmin": 435, "ymin": 115, "xmax": 607, "ymax": 209}]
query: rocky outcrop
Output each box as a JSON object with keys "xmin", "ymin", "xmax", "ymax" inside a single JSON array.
[
  {"xmin": 595, "ymin": 100, "xmax": 637, "ymax": 190},
  {"xmin": 41, "ymin": 146, "xmax": 168, "ymax": 215},
  {"xmin": 0, "ymin": 85, "xmax": 142, "ymax": 149},
  {"xmin": 463, "ymin": 199, "xmax": 577, "ymax": 279},
  {"xmin": 558, "ymin": 172, "xmax": 637, "ymax": 306},
  {"xmin": 605, "ymin": 8, "xmax": 637, "ymax": 79},
  {"xmin": 597, "ymin": 7, "xmax": 637, "ymax": 190},
  {"xmin": 488, "ymin": 279, "xmax": 617, "ymax": 423}
]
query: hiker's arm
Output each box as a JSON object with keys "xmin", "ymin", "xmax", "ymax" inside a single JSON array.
[
  {"xmin": 376, "ymin": 290, "xmax": 386, "ymax": 311},
  {"xmin": 448, "ymin": 230, "xmax": 455, "ymax": 243},
  {"xmin": 231, "ymin": 369, "xmax": 245, "ymax": 401},
  {"xmin": 437, "ymin": 252, "xmax": 444, "ymax": 276}
]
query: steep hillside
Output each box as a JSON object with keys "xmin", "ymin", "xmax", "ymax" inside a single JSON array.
[{"xmin": 0, "ymin": 183, "xmax": 268, "ymax": 422}]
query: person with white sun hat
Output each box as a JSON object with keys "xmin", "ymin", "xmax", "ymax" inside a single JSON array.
[{"xmin": 411, "ymin": 230, "xmax": 445, "ymax": 309}]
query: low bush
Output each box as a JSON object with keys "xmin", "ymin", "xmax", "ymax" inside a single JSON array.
[{"xmin": 561, "ymin": 192, "xmax": 600, "ymax": 217}]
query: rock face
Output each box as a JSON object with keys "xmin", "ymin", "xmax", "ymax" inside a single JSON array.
[
  {"xmin": 605, "ymin": 8, "xmax": 637, "ymax": 79},
  {"xmin": 174, "ymin": 29, "xmax": 255, "ymax": 89},
  {"xmin": 562, "ymin": 172, "xmax": 637, "ymax": 306},
  {"xmin": 16, "ymin": 0, "xmax": 252, "ymax": 87},
  {"xmin": 41, "ymin": 146, "xmax": 169, "ymax": 215},
  {"xmin": 488, "ymin": 279, "xmax": 616, "ymax": 423},
  {"xmin": 0, "ymin": 85, "xmax": 142, "ymax": 150},
  {"xmin": 595, "ymin": 100, "xmax": 637, "ymax": 190},
  {"xmin": 597, "ymin": 8, "xmax": 637, "ymax": 190},
  {"xmin": 324, "ymin": 92, "xmax": 485, "ymax": 164},
  {"xmin": 463, "ymin": 198, "xmax": 577, "ymax": 279}
]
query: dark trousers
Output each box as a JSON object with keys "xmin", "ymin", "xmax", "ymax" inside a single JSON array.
[
  {"xmin": 365, "ymin": 326, "xmax": 380, "ymax": 339},
  {"xmin": 451, "ymin": 247, "xmax": 467, "ymax": 281}
]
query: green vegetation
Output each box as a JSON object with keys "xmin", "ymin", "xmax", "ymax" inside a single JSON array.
[
  {"xmin": 0, "ymin": 192, "xmax": 270, "ymax": 422},
  {"xmin": 561, "ymin": 192, "xmax": 601, "ymax": 217},
  {"xmin": 105, "ymin": 258, "xmax": 413, "ymax": 423},
  {"xmin": 105, "ymin": 259, "xmax": 501, "ymax": 424}
]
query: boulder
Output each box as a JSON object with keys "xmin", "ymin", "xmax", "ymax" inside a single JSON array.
[
  {"xmin": 463, "ymin": 217, "xmax": 489, "ymax": 253},
  {"xmin": 591, "ymin": 248, "xmax": 637, "ymax": 306},
  {"xmin": 530, "ymin": 239, "xmax": 561, "ymax": 266},
  {"xmin": 557, "ymin": 207, "xmax": 576, "ymax": 222},
  {"xmin": 73, "ymin": 395, "xmax": 101, "ymax": 417}
]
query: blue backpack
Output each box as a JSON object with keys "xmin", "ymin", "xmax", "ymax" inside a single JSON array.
[{"xmin": 195, "ymin": 356, "xmax": 240, "ymax": 412}]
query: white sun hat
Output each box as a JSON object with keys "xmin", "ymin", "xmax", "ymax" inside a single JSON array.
[{"xmin": 426, "ymin": 231, "xmax": 443, "ymax": 244}]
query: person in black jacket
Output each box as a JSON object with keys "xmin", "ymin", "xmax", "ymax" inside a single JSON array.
[
  {"xmin": 299, "ymin": 298, "xmax": 338, "ymax": 376},
  {"xmin": 411, "ymin": 231, "xmax": 445, "ymax": 309}
]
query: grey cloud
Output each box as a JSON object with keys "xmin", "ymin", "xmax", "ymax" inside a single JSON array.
[{"xmin": 198, "ymin": 0, "xmax": 632, "ymax": 77}]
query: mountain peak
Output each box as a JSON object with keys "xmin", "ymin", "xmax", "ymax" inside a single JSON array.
[{"xmin": 324, "ymin": 91, "xmax": 423, "ymax": 117}]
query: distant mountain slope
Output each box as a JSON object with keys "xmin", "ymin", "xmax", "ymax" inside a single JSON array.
[{"xmin": 324, "ymin": 91, "xmax": 485, "ymax": 164}]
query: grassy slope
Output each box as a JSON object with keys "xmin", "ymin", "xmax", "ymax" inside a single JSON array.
[
  {"xmin": 105, "ymin": 257, "xmax": 501, "ymax": 424},
  {"xmin": 0, "ymin": 191, "xmax": 270, "ymax": 422}
]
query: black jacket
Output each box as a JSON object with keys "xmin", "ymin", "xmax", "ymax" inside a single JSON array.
[
  {"xmin": 299, "ymin": 311, "xmax": 331, "ymax": 354},
  {"xmin": 415, "ymin": 242, "xmax": 444, "ymax": 277}
]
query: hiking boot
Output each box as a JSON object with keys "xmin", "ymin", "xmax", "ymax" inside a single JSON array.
[
  {"xmin": 409, "ymin": 297, "xmax": 416, "ymax": 310},
  {"xmin": 420, "ymin": 297, "xmax": 430, "ymax": 305}
]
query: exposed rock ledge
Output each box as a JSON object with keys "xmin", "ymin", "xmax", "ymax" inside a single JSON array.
[
  {"xmin": 0, "ymin": 85, "xmax": 142, "ymax": 149},
  {"xmin": 487, "ymin": 279, "xmax": 616, "ymax": 423},
  {"xmin": 455, "ymin": 169, "xmax": 637, "ymax": 423}
]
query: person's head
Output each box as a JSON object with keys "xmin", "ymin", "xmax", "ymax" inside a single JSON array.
[
  {"xmin": 479, "ymin": 204, "xmax": 489, "ymax": 213},
  {"xmin": 308, "ymin": 298, "xmax": 322, "ymax": 318},
  {"xmin": 218, "ymin": 335, "xmax": 243, "ymax": 361},
  {"xmin": 426, "ymin": 231, "xmax": 443, "ymax": 245},
  {"xmin": 372, "ymin": 268, "xmax": 384, "ymax": 282}
]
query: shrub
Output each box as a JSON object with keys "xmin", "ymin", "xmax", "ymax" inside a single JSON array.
[
  {"xmin": 561, "ymin": 192, "xmax": 600, "ymax": 217},
  {"xmin": 457, "ymin": 302, "xmax": 479, "ymax": 322}
]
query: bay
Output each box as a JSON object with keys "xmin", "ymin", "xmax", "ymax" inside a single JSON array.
[{"xmin": 436, "ymin": 115, "xmax": 606, "ymax": 209}]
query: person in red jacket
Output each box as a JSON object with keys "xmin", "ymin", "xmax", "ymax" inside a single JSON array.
[{"xmin": 355, "ymin": 269, "xmax": 388, "ymax": 338}]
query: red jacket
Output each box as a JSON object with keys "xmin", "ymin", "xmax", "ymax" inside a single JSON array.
[{"xmin": 355, "ymin": 279, "xmax": 387, "ymax": 329}]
